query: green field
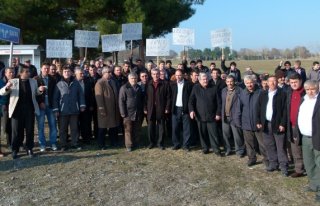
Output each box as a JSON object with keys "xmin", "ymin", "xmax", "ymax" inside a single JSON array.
[{"xmin": 173, "ymin": 59, "xmax": 316, "ymax": 75}]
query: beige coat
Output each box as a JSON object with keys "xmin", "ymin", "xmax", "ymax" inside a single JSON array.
[
  {"xmin": 0, "ymin": 78, "xmax": 41, "ymax": 118},
  {"xmin": 95, "ymin": 78, "xmax": 120, "ymax": 128}
]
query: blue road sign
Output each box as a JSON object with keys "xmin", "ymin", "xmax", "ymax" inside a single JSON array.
[{"xmin": 0, "ymin": 23, "xmax": 20, "ymax": 44}]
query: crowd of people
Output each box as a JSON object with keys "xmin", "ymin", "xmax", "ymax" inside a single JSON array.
[{"xmin": 0, "ymin": 55, "xmax": 319, "ymax": 201}]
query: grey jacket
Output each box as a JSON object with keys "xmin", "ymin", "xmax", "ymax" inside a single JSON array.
[
  {"xmin": 52, "ymin": 77, "xmax": 86, "ymax": 116},
  {"xmin": 119, "ymin": 82, "xmax": 144, "ymax": 121}
]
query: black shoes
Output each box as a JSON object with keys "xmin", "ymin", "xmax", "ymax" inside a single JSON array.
[
  {"xmin": 12, "ymin": 151, "xmax": 18, "ymax": 159},
  {"xmin": 266, "ymin": 166, "xmax": 278, "ymax": 172},
  {"xmin": 172, "ymin": 145, "xmax": 180, "ymax": 150},
  {"xmin": 214, "ymin": 151, "xmax": 222, "ymax": 157},
  {"xmin": 247, "ymin": 161, "xmax": 256, "ymax": 167},
  {"xmin": 148, "ymin": 144, "xmax": 155, "ymax": 149},
  {"xmin": 202, "ymin": 149, "xmax": 209, "ymax": 154}
]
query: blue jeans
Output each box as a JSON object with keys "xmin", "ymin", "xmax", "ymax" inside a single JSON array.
[{"xmin": 36, "ymin": 107, "xmax": 57, "ymax": 147}]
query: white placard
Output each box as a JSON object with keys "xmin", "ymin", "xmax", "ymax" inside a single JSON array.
[
  {"xmin": 122, "ymin": 23, "xmax": 142, "ymax": 41},
  {"xmin": 146, "ymin": 39, "xmax": 169, "ymax": 56},
  {"xmin": 211, "ymin": 28, "xmax": 232, "ymax": 48},
  {"xmin": 74, "ymin": 30, "xmax": 100, "ymax": 48},
  {"xmin": 101, "ymin": 34, "xmax": 126, "ymax": 52},
  {"xmin": 172, "ymin": 28, "xmax": 195, "ymax": 46},
  {"xmin": 46, "ymin": 39, "xmax": 72, "ymax": 58}
]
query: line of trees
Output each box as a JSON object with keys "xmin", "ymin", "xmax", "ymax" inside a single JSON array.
[{"xmin": 184, "ymin": 46, "xmax": 315, "ymax": 61}]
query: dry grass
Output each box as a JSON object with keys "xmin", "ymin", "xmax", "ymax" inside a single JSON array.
[{"xmin": 0, "ymin": 128, "xmax": 318, "ymax": 205}]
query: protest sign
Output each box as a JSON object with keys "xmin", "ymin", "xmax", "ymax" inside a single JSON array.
[
  {"xmin": 74, "ymin": 30, "xmax": 100, "ymax": 48},
  {"xmin": 146, "ymin": 39, "xmax": 169, "ymax": 56},
  {"xmin": 46, "ymin": 39, "xmax": 72, "ymax": 58},
  {"xmin": 122, "ymin": 23, "xmax": 142, "ymax": 41},
  {"xmin": 211, "ymin": 28, "xmax": 232, "ymax": 48},
  {"xmin": 172, "ymin": 28, "xmax": 195, "ymax": 46},
  {"xmin": 101, "ymin": 34, "xmax": 126, "ymax": 52}
]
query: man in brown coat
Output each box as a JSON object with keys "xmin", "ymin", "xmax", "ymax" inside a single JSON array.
[{"xmin": 95, "ymin": 67, "xmax": 121, "ymax": 150}]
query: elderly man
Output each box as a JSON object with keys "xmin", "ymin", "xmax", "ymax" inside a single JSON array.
[
  {"xmin": 221, "ymin": 75, "xmax": 245, "ymax": 157},
  {"xmin": 119, "ymin": 73, "xmax": 144, "ymax": 152},
  {"xmin": 189, "ymin": 72, "xmax": 222, "ymax": 155},
  {"xmin": 297, "ymin": 80, "xmax": 320, "ymax": 202},
  {"xmin": 240, "ymin": 75, "xmax": 268, "ymax": 167},
  {"xmin": 95, "ymin": 67, "xmax": 121, "ymax": 150},
  {"xmin": 53, "ymin": 66, "xmax": 86, "ymax": 151},
  {"xmin": 257, "ymin": 75, "xmax": 288, "ymax": 176},
  {"xmin": 0, "ymin": 67, "xmax": 46, "ymax": 159},
  {"xmin": 144, "ymin": 68, "xmax": 171, "ymax": 150}
]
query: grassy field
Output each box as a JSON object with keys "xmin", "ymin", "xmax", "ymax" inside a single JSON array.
[
  {"xmin": 0, "ymin": 124, "xmax": 319, "ymax": 205},
  {"xmin": 173, "ymin": 59, "xmax": 316, "ymax": 74}
]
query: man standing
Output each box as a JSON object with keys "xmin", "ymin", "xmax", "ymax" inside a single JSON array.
[
  {"xmin": 257, "ymin": 76, "xmax": 288, "ymax": 176},
  {"xmin": 221, "ymin": 75, "xmax": 245, "ymax": 157},
  {"xmin": 286, "ymin": 73, "xmax": 305, "ymax": 177},
  {"xmin": 95, "ymin": 67, "xmax": 121, "ymax": 149},
  {"xmin": 297, "ymin": 80, "xmax": 320, "ymax": 202},
  {"xmin": 0, "ymin": 67, "xmax": 45, "ymax": 159},
  {"xmin": 240, "ymin": 75, "xmax": 268, "ymax": 167},
  {"xmin": 53, "ymin": 66, "xmax": 85, "ymax": 151},
  {"xmin": 189, "ymin": 72, "xmax": 222, "ymax": 155},
  {"xmin": 36, "ymin": 63, "xmax": 58, "ymax": 152},
  {"xmin": 119, "ymin": 73, "xmax": 144, "ymax": 152},
  {"xmin": 74, "ymin": 68, "xmax": 95, "ymax": 144},
  {"xmin": 171, "ymin": 69, "xmax": 193, "ymax": 151},
  {"xmin": 308, "ymin": 61, "xmax": 320, "ymax": 81},
  {"xmin": 144, "ymin": 68, "xmax": 171, "ymax": 150},
  {"xmin": 221, "ymin": 55, "xmax": 241, "ymax": 84}
]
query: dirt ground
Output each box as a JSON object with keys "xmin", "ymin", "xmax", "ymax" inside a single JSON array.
[{"xmin": 0, "ymin": 138, "xmax": 318, "ymax": 206}]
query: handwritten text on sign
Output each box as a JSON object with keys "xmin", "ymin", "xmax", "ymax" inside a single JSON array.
[
  {"xmin": 172, "ymin": 28, "xmax": 195, "ymax": 46},
  {"xmin": 74, "ymin": 30, "xmax": 100, "ymax": 48},
  {"xmin": 146, "ymin": 39, "xmax": 169, "ymax": 56},
  {"xmin": 122, "ymin": 23, "xmax": 142, "ymax": 41},
  {"xmin": 46, "ymin": 39, "xmax": 72, "ymax": 58},
  {"xmin": 211, "ymin": 29, "xmax": 232, "ymax": 48},
  {"xmin": 101, "ymin": 34, "xmax": 126, "ymax": 52}
]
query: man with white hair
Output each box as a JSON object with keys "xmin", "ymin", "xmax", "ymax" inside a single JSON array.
[
  {"xmin": 95, "ymin": 67, "xmax": 121, "ymax": 150},
  {"xmin": 119, "ymin": 72, "xmax": 144, "ymax": 152},
  {"xmin": 189, "ymin": 72, "xmax": 222, "ymax": 155},
  {"xmin": 297, "ymin": 80, "xmax": 320, "ymax": 202}
]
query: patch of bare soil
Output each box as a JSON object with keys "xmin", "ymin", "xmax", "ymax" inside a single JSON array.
[{"xmin": 0, "ymin": 146, "xmax": 317, "ymax": 206}]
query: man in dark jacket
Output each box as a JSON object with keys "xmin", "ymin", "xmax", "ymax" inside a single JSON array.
[
  {"xmin": 188, "ymin": 72, "xmax": 222, "ymax": 155},
  {"xmin": 221, "ymin": 75, "xmax": 245, "ymax": 157},
  {"xmin": 240, "ymin": 75, "xmax": 268, "ymax": 167},
  {"xmin": 221, "ymin": 55, "xmax": 241, "ymax": 84},
  {"xmin": 144, "ymin": 68, "xmax": 171, "ymax": 150},
  {"xmin": 75, "ymin": 68, "xmax": 95, "ymax": 144},
  {"xmin": 275, "ymin": 60, "xmax": 295, "ymax": 78},
  {"xmin": 297, "ymin": 80, "xmax": 320, "ymax": 202},
  {"xmin": 286, "ymin": 73, "xmax": 305, "ymax": 178},
  {"xmin": 53, "ymin": 66, "xmax": 86, "ymax": 151},
  {"xmin": 170, "ymin": 69, "xmax": 193, "ymax": 151},
  {"xmin": 119, "ymin": 73, "xmax": 144, "ymax": 152},
  {"xmin": 256, "ymin": 75, "xmax": 288, "ymax": 176},
  {"xmin": 36, "ymin": 63, "xmax": 58, "ymax": 152}
]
